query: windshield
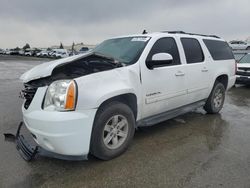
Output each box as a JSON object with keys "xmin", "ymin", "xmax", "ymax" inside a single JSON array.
[
  {"xmin": 92, "ymin": 36, "xmax": 150, "ymax": 64},
  {"xmin": 239, "ymin": 54, "xmax": 250, "ymax": 64},
  {"xmin": 234, "ymin": 53, "xmax": 246, "ymax": 61}
]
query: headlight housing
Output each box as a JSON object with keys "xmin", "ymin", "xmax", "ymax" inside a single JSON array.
[{"xmin": 43, "ymin": 80, "xmax": 77, "ymax": 111}]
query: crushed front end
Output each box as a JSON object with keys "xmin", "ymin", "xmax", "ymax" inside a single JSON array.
[{"xmin": 5, "ymin": 78, "xmax": 96, "ymax": 161}]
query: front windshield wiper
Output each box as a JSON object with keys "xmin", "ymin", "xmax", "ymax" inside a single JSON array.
[{"xmin": 92, "ymin": 52, "xmax": 126, "ymax": 67}]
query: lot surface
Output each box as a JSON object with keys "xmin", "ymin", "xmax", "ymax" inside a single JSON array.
[{"xmin": 0, "ymin": 55, "xmax": 250, "ymax": 188}]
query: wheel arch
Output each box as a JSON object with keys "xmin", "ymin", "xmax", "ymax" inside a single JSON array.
[
  {"xmin": 96, "ymin": 93, "xmax": 138, "ymax": 121},
  {"xmin": 215, "ymin": 74, "xmax": 228, "ymax": 89}
]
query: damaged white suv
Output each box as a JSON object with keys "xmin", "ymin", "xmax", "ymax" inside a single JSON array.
[{"xmin": 14, "ymin": 31, "xmax": 236, "ymax": 161}]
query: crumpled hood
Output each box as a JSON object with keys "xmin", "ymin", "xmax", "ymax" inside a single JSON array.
[{"xmin": 20, "ymin": 52, "xmax": 91, "ymax": 83}]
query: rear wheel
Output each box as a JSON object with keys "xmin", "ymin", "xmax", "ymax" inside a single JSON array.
[
  {"xmin": 90, "ymin": 101, "xmax": 135, "ymax": 160},
  {"xmin": 204, "ymin": 81, "xmax": 225, "ymax": 114}
]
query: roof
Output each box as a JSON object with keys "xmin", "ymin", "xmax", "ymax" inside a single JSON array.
[{"xmin": 110, "ymin": 31, "xmax": 224, "ymax": 41}]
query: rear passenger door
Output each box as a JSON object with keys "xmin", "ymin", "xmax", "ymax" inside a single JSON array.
[{"xmin": 180, "ymin": 38, "xmax": 210, "ymax": 103}]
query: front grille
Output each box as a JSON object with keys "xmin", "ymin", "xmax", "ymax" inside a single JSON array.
[
  {"xmin": 238, "ymin": 67, "xmax": 250, "ymax": 72},
  {"xmin": 22, "ymin": 84, "xmax": 38, "ymax": 109},
  {"xmin": 237, "ymin": 67, "xmax": 250, "ymax": 77}
]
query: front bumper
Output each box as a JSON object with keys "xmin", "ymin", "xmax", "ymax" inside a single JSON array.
[
  {"xmin": 21, "ymin": 86, "xmax": 97, "ymax": 159},
  {"xmin": 4, "ymin": 122, "xmax": 88, "ymax": 161},
  {"xmin": 23, "ymin": 106, "xmax": 97, "ymax": 157},
  {"xmin": 236, "ymin": 75, "xmax": 250, "ymax": 85}
]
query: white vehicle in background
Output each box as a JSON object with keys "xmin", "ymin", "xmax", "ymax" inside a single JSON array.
[
  {"xmin": 229, "ymin": 40, "xmax": 250, "ymax": 50},
  {"xmin": 236, "ymin": 53, "xmax": 250, "ymax": 85},
  {"xmin": 5, "ymin": 49, "xmax": 11, "ymax": 55},
  {"xmin": 11, "ymin": 31, "xmax": 236, "ymax": 161},
  {"xmin": 37, "ymin": 50, "xmax": 49, "ymax": 57},
  {"xmin": 54, "ymin": 51, "xmax": 69, "ymax": 58},
  {"xmin": 0, "ymin": 49, "xmax": 4, "ymax": 54},
  {"xmin": 19, "ymin": 50, "xmax": 25, "ymax": 56},
  {"xmin": 52, "ymin": 49, "xmax": 69, "ymax": 58},
  {"xmin": 24, "ymin": 50, "xmax": 33, "ymax": 56}
]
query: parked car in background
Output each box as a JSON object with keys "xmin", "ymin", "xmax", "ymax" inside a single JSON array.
[
  {"xmin": 19, "ymin": 50, "xmax": 25, "ymax": 56},
  {"xmin": 15, "ymin": 31, "xmax": 236, "ymax": 161},
  {"xmin": 24, "ymin": 49, "xmax": 33, "ymax": 56},
  {"xmin": 0, "ymin": 49, "xmax": 4, "ymax": 54},
  {"xmin": 9, "ymin": 49, "xmax": 19, "ymax": 55},
  {"xmin": 5, "ymin": 49, "xmax": 11, "ymax": 55},
  {"xmin": 229, "ymin": 40, "xmax": 250, "ymax": 50},
  {"xmin": 78, "ymin": 47, "xmax": 89, "ymax": 54},
  {"xmin": 32, "ymin": 48, "xmax": 42, "ymax": 57},
  {"xmin": 54, "ymin": 51, "xmax": 69, "ymax": 58},
  {"xmin": 24, "ymin": 51, "xmax": 33, "ymax": 56},
  {"xmin": 51, "ymin": 49, "xmax": 69, "ymax": 58},
  {"xmin": 37, "ymin": 50, "xmax": 49, "ymax": 57},
  {"xmin": 236, "ymin": 53, "xmax": 250, "ymax": 85}
]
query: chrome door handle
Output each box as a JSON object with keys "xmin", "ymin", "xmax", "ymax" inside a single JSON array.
[
  {"xmin": 201, "ymin": 68, "xmax": 208, "ymax": 72},
  {"xmin": 175, "ymin": 71, "xmax": 185, "ymax": 76}
]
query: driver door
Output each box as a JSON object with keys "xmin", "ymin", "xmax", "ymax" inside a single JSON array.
[{"xmin": 140, "ymin": 37, "xmax": 188, "ymax": 118}]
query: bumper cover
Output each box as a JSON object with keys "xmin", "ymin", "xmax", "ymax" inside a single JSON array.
[
  {"xmin": 4, "ymin": 122, "xmax": 87, "ymax": 161},
  {"xmin": 236, "ymin": 76, "xmax": 250, "ymax": 84}
]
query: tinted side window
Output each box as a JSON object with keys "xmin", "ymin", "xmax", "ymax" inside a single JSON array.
[
  {"xmin": 181, "ymin": 38, "xmax": 204, "ymax": 64},
  {"xmin": 203, "ymin": 39, "xmax": 234, "ymax": 60},
  {"xmin": 147, "ymin": 37, "xmax": 181, "ymax": 66}
]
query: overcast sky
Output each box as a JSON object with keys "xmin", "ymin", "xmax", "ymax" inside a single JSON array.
[{"xmin": 0, "ymin": 0, "xmax": 249, "ymax": 48}]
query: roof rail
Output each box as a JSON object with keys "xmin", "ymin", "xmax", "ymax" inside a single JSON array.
[{"xmin": 161, "ymin": 31, "xmax": 220, "ymax": 39}]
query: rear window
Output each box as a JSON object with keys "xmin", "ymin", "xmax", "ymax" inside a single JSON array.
[
  {"xmin": 181, "ymin": 38, "xmax": 204, "ymax": 64},
  {"xmin": 203, "ymin": 39, "xmax": 234, "ymax": 60}
]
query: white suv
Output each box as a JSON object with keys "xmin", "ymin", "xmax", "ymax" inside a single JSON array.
[
  {"xmin": 229, "ymin": 40, "xmax": 250, "ymax": 50},
  {"xmin": 236, "ymin": 53, "xmax": 250, "ymax": 85},
  {"xmin": 15, "ymin": 31, "xmax": 236, "ymax": 161}
]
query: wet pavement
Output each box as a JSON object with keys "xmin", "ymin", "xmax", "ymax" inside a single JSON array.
[{"xmin": 0, "ymin": 55, "xmax": 250, "ymax": 188}]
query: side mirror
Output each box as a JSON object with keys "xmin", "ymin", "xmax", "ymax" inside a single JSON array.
[{"xmin": 146, "ymin": 53, "xmax": 173, "ymax": 69}]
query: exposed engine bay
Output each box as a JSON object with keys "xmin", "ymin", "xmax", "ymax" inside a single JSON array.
[{"xmin": 26, "ymin": 53, "xmax": 122, "ymax": 87}]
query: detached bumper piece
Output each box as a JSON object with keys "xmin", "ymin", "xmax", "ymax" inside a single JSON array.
[
  {"xmin": 4, "ymin": 122, "xmax": 87, "ymax": 161},
  {"xmin": 4, "ymin": 122, "xmax": 38, "ymax": 161}
]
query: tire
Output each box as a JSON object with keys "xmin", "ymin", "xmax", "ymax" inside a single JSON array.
[
  {"xmin": 247, "ymin": 46, "xmax": 250, "ymax": 50},
  {"xmin": 90, "ymin": 101, "xmax": 135, "ymax": 160},
  {"xmin": 204, "ymin": 81, "xmax": 225, "ymax": 114}
]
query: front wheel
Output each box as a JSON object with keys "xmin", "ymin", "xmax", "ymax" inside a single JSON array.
[
  {"xmin": 90, "ymin": 101, "xmax": 135, "ymax": 160},
  {"xmin": 204, "ymin": 82, "xmax": 225, "ymax": 114}
]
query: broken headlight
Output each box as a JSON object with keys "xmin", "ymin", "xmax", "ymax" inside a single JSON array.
[{"xmin": 43, "ymin": 80, "xmax": 77, "ymax": 111}]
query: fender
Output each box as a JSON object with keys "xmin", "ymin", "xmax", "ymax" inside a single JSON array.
[
  {"xmin": 208, "ymin": 60, "xmax": 234, "ymax": 91},
  {"xmin": 75, "ymin": 64, "xmax": 142, "ymax": 112}
]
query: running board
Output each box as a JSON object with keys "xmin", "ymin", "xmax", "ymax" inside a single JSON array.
[{"xmin": 137, "ymin": 100, "xmax": 206, "ymax": 127}]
